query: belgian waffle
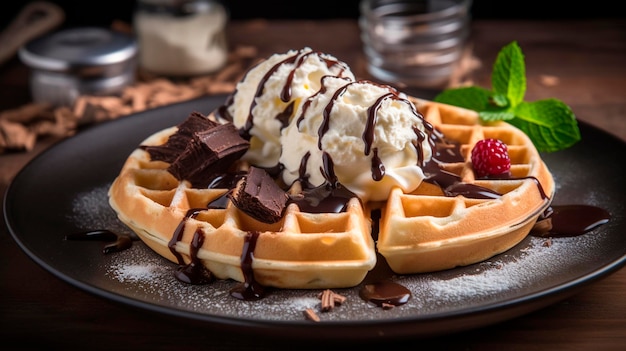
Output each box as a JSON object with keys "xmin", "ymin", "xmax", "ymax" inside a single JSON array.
[{"xmin": 108, "ymin": 99, "xmax": 554, "ymax": 289}]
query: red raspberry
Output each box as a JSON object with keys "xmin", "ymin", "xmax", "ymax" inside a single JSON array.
[{"xmin": 471, "ymin": 138, "xmax": 511, "ymax": 178}]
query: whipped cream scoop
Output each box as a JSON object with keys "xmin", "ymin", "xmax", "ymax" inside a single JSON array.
[
  {"xmin": 225, "ymin": 47, "xmax": 354, "ymax": 167},
  {"xmin": 220, "ymin": 48, "xmax": 433, "ymax": 203},
  {"xmin": 280, "ymin": 76, "xmax": 433, "ymax": 202}
]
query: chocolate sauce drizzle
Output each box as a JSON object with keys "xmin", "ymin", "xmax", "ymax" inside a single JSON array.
[
  {"xmin": 229, "ymin": 231, "xmax": 266, "ymax": 300},
  {"xmin": 169, "ymin": 208, "xmax": 203, "ymax": 265},
  {"xmin": 318, "ymin": 82, "xmax": 351, "ymax": 149},
  {"xmin": 296, "ymin": 76, "xmax": 352, "ymax": 130},
  {"xmin": 243, "ymin": 53, "xmax": 298, "ymax": 135},
  {"xmin": 423, "ymin": 160, "xmax": 502, "ymax": 199},
  {"xmin": 363, "ymin": 92, "xmax": 394, "ymax": 156},
  {"xmin": 280, "ymin": 50, "xmax": 349, "ymax": 102},
  {"xmin": 276, "ymin": 100, "xmax": 295, "ymax": 129},
  {"xmin": 206, "ymin": 171, "xmax": 246, "ymax": 209},
  {"xmin": 412, "ymin": 126, "xmax": 427, "ymax": 166},
  {"xmin": 167, "ymin": 208, "xmax": 215, "ymax": 285},
  {"xmin": 174, "ymin": 228, "xmax": 211, "ymax": 284},
  {"xmin": 215, "ymin": 92, "xmax": 235, "ymax": 122},
  {"xmin": 371, "ymin": 148, "xmax": 385, "ymax": 181}
]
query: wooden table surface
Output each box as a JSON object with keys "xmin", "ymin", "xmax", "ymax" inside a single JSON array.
[{"xmin": 1, "ymin": 19, "xmax": 625, "ymax": 350}]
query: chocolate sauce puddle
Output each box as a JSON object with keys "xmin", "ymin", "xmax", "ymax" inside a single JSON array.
[
  {"xmin": 289, "ymin": 182, "xmax": 355, "ymax": 213},
  {"xmin": 359, "ymin": 252, "xmax": 412, "ymax": 308},
  {"xmin": 359, "ymin": 280, "xmax": 412, "ymax": 308},
  {"xmin": 65, "ymin": 229, "xmax": 135, "ymax": 254},
  {"xmin": 358, "ymin": 213, "xmax": 412, "ymax": 308},
  {"xmin": 533, "ymin": 205, "xmax": 611, "ymax": 237}
]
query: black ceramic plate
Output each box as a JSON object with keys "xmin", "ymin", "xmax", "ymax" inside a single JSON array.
[{"xmin": 5, "ymin": 95, "xmax": 626, "ymax": 340}]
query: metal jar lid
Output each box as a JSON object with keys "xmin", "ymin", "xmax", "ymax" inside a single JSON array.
[
  {"xmin": 19, "ymin": 27, "xmax": 138, "ymax": 106},
  {"xmin": 19, "ymin": 27, "xmax": 137, "ymax": 78}
]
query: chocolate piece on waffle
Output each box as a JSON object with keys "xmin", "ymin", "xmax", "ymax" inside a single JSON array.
[
  {"xmin": 142, "ymin": 111, "xmax": 215, "ymax": 163},
  {"xmin": 229, "ymin": 166, "xmax": 288, "ymax": 223},
  {"xmin": 168, "ymin": 122, "xmax": 249, "ymax": 187}
]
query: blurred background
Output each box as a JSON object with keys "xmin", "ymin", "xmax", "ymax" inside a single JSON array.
[{"xmin": 2, "ymin": 0, "xmax": 625, "ymax": 29}]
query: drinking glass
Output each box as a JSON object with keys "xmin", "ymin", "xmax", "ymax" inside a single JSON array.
[{"xmin": 359, "ymin": 0, "xmax": 472, "ymax": 89}]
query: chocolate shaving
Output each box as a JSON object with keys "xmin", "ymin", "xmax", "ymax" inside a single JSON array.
[
  {"xmin": 381, "ymin": 303, "xmax": 395, "ymax": 310},
  {"xmin": 318, "ymin": 289, "xmax": 347, "ymax": 312},
  {"xmin": 303, "ymin": 308, "xmax": 320, "ymax": 322},
  {"xmin": 229, "ymin": 166, "xmax": 288, "ymax": 223},
  {"xmin": 320, "ymin": 289, "xmax": 335, "ymax": 312}
]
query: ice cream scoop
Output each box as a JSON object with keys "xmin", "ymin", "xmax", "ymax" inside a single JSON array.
[
  {"xmin": 224, "ymin": 47, "xmax": 354, "ymax": 167},
  {"xmin": 279, "ymin": 76, "xmax": 433, "ymax": 202}
]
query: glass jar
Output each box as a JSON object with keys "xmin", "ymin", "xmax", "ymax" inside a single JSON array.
[{"xmin": 134, "ymin": 0, "xmax": 229, "ymax": 77}]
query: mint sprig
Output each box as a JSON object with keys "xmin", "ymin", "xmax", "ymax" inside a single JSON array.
[{"xmin": 434, "ymin": 41, "xmax": 581, "ymax": 152}]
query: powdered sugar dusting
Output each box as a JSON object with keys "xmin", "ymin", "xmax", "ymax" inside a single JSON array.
[
  {"xmin": 68, "ymin": 185, "xmax": 616, "ymax": 322},
  {"xmin": 416, "ymin": 235, "xmax": 595, "ymax": 304},
  {"xmin": 110, "ymin": 263, "xmax": 167, "ymax": 282},
  {"xmin": 69, "ymin": 183, "xmax": 134, "ymax": 236}
]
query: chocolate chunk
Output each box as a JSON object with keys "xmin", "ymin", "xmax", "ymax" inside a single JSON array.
[
  {"xmin": 142, "ymin": 111, "xmax": 219, "ymax": 163},
  {"xmin": 229, "ymin": 166, "xmax": 288, "ymax": 223},
  {"xmin": 168, "ymin": 122, "xmax": 249, "ymax": 188}
]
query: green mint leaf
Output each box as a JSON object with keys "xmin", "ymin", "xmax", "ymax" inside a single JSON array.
[
  {"xmin": 434, "ymin": 40, "xmax": 581, "ymax": 152},
  {"xmin": 489, "ymin": 93, "xmax": 509, "ymax": 108},
  {"xmin": 492, "ymin": 41, "xmax": 526, "ymax": 106},
  {"xmin": 509, "ymin": 100, "xmax": 581, "ymax": 152},
  {"xmin": 433, "ymin": 86, "xmax": 491, "ymax": 111},
  {"xmin": 479, "ymin": 110, "xmax": 516, "ymax": 122}
]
